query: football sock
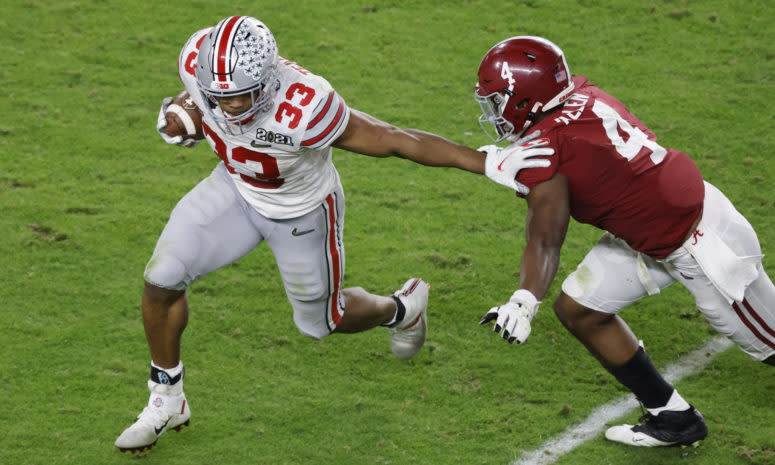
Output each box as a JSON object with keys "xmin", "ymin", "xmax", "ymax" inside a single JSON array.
[
  {"xmin": 607, "ymin": 346, "xmax": 674, "ymax": 410},
  {"xmin": 382, "ymin": 295, "xmax": 406, "ymax": 328},
  {"xmin": 150, "ymin": 360, "xmax": 184, "ymax": 385},
  {"xmin": 647, "ymin": 389, "xmax": 691, "ymax": 416}
]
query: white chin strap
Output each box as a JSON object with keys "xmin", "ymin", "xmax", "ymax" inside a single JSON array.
[{"xmin": 511, "ymin": 102, "xmax": 543, "ymax": 140}]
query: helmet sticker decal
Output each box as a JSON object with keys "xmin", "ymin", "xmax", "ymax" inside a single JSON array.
[
  {"xmin": 234, "ymin": 23, "xmax": 276, "ymax": 80},
  {"xmin": 500, "ymin": 61, "xmax": 516, "ymax": 92}
]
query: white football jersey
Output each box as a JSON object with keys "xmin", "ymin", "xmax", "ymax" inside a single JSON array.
[{"xmin": 176, "ymin": 28, "xmax": 351, "ymax": 219}]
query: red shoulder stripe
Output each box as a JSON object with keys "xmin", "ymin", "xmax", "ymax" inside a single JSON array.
[
  {"xmin": 307, "ymin": 92, "xmax": 335, "ymax": 130},
  {"xmin": 302, "ymin": 95, "xmax": 345, "ymax": 146}
]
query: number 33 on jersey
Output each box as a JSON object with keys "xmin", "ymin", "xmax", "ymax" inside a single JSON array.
[{"xmin": 175, "ymin": 28, "xmax": 351, "ymax": 220}]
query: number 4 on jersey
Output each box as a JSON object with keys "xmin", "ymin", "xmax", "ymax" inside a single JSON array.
[{"xmin": 592, "ymin": 100, "xmax": 667, "ymax": 165}]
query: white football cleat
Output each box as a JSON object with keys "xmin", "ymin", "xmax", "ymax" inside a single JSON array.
[
  {"xmin": 389, "ymin": 278, "xmax": 430, "ymax": 360},
  {"xmin": 605, "ymin": 406, "xmax": 707, "ymax": 447},
  {"xmin": 115, "ymin": 380, "xmax": 191, "ymax": 453}
]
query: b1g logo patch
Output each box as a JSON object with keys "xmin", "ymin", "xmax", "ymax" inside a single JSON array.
[{"xmin": 255, "ymin": 128, "xmax": 293, "ymax": 146}]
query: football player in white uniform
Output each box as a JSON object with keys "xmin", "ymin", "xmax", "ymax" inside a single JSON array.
[{"xmin": 115, "ymin": 16, "xmax": 552, "ymax": 453}]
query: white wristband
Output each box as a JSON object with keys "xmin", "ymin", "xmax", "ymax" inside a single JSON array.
[{"xmin": 509, "ymin": 289, "xmax": 540, "ymax": 317}]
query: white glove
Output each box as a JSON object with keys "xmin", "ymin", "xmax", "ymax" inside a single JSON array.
[
  {"xmin": 479, "ymin": 289, "xmax": 540, "ymax": 344},
  {"xmin": 480, "ymin": 131, "xmax": 553, "ymax": 194},
  {"xmin": 157, "ymin": 97, "xmax": 200, "ymax": 148}
]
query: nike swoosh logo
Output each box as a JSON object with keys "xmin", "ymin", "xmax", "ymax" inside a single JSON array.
[
  {"xmin": 250, "ymin": 140, "xmax": 271, "ymax": 148},
  {"xmin": 291, "ymin": 228, "xmax": 315, "ymax": 236},
  {"xmin": 154, "ymin": 418, "xmax": 171, "ymax": 435}
]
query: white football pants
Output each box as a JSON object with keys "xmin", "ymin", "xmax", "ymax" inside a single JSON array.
[
  {"xmin": 144, "ymin": 162, "xmax": 345, "ymax": 339},
  {"xmin": 562, "ymin": 182, "xmax": 775, "ymax": 361}
]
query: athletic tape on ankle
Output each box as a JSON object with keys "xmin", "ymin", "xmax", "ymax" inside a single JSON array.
[{"xmin": 150, "ymin": 365, "xmax": 183, "ymax": 385}]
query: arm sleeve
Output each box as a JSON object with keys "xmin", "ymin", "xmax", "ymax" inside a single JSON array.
[
  {"xmin": 300, "ymin": 91, "xmax": 351, "ymax": 149},
  {"xmin": 176, "ymin": 28, "xmax": 211, "ymax": 109}
]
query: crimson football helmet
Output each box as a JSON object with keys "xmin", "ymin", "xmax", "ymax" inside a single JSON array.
[
  {"xmin": 475, "ymin": 36, "xmax": 575, "ymax": 142},
  {"xmin": 196, "ymin": 16, "xmax": 279, "ymax": 134}
]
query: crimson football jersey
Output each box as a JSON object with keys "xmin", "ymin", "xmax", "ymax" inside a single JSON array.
[{"xmin": 517, "ymin": 77, "xmax": 704, "ymax": 258}]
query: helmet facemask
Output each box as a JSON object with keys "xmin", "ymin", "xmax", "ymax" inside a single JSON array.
[
  {"xmin": 475, "ymin": 88, "xmax": 539, "ymax": 143},
  {"xmin": 475, "ymin": 88, "xmax": 515, "ymax": 143},
  {"xmin": 201, "ymin": 70, "xmax": 278, "ymax": 135}
]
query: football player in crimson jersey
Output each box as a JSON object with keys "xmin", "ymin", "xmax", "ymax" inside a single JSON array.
[
  {"xmin": 476, "ymin": 36, "xmax": 775, "ymax": 447},
  {"xmin": 114, "ymin": 16, "xmax": 551, "ymax": 453}
]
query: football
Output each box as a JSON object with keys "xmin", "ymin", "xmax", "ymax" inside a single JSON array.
[{"xmin": 164, "ymin": 91, "xmax": 204, "ymax": 140}]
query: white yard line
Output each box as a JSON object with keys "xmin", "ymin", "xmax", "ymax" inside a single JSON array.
[{"xmin": 511, "ymin": 336, "xmax": 733, "ymax": 465}]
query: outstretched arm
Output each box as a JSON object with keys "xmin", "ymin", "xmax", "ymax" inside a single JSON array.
[
  {"xmin": 479, "ymin": 173, "xmax": 570, "ymax": 344},
  {"xmin": 332, "ymin": 109, "xmax": 486, "ymax": 174},
  {"xmin": 520, "ymin": 173, "xmax": 571, "ymax": 299}
]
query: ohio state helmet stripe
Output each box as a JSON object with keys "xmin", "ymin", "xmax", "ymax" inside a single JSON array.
[
  {"xmin": 214, "ymin": 16, "xmax": 244, "ymax": 82},
  {"xmin": 302, "ymin": 93, "xmax": 346, "ymax": 147},
  {"xmin": 733, "ymin": 300, "xmax": 775, "ymax": 351}
]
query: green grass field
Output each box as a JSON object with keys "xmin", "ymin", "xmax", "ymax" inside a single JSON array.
[{"xmin": 2, "ymin": 1, "xmax": 773, "ymax": 464}]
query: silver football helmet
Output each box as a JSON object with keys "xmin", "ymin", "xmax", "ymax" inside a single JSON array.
[{"xmin": 196, "ymin": 16, "xmax": 279, "ymax": 134}]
